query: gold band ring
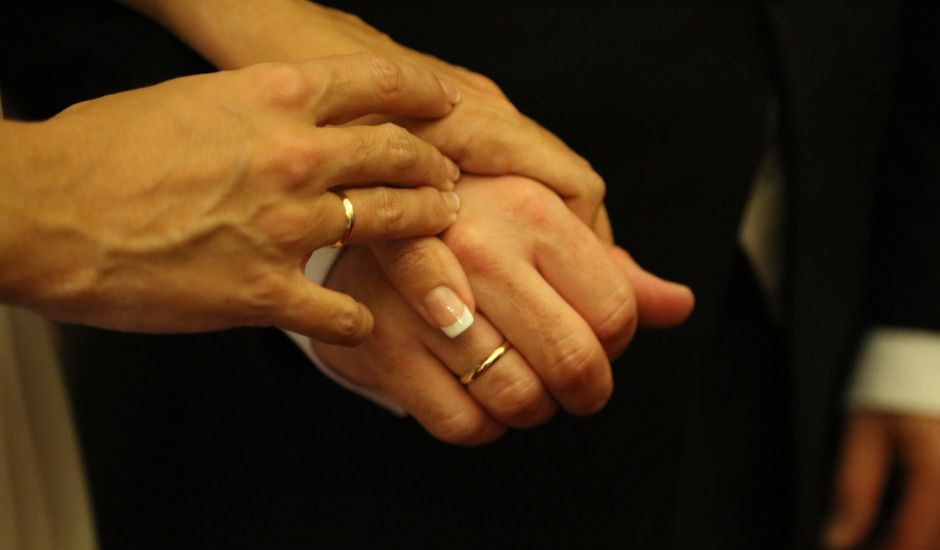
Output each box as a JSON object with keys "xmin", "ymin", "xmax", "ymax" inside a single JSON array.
[
  {"xmin": 329, "ymin": 192, "xmax": 356, "ymax": 248},
  {"xmin": 460, "ymin": 339, "xmax": 511, "ymax": 385}
]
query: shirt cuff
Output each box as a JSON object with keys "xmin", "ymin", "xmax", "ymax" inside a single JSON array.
[
  {"xmin": 847, "ymin": 326, "xmax": 940, "ymax": 417},
  {"xmin": 281, "ymin": 247, "xmax": 406, "ymax": 416}
]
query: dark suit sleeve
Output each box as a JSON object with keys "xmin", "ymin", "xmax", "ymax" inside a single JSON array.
[{"xmin": 868, "ymin": 1, "xmax": 940, "ymax": 330}]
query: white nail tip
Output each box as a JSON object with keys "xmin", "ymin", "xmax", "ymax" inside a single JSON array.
[{"xmin": 441, "ymin": 306, "xmax": 474, "ymax": 338}]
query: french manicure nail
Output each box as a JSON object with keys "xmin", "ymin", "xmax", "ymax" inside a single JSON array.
[
  {"xmin": 441, "ymin": 191, "xmax": 461, "ymax": 212},
  {"xmin": 439, "ymin": 78, "xmax": 461, "ymax": 105},
  {"xmin": 424, "ymin": 286, "xmax": 474, "ymax": 338}
]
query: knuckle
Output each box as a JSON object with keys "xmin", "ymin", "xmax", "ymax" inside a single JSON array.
[
  {"xmin": 584, "ymin": 168, "xmax": 606, "ymax": 204},
  {"xmin": 593, "ymin": 290, "xmax": 637, "ymax": 343},
  {"xmin": 549, "ymin": 336, "xmax": 603, "ymax": 394},
  {"xmin": 374, "ymin": 187, "xmax": 407, "ymax": 234},
  {"xmin": 255, "ymin": 64, "xmax": 310, "ymax": 109},
  {"xmin": 253, "ymin": 203, "xmax": 312, "ymax": 250},
  {"xmin": 364, "ymin": 53, "xmax": 404, "ymax": 97},
  {"xmin": 501, "ymin": 178, "xmax": 557, "ymax": 227},
  {"xmin": 381, "ymin": 239, "xmax": 437, "ymax": 282},
  {"xmin": 460, "ymin": 68, "xmax": 506, "ymax": 97},
  {"xmin": 381, "ymin": 123, "xmax": 420, "ymax": 170},
  {"xmin": 488, "ymin": 377, "xmax": 547, "ymax": 425},
  {"xmin": 261, "ymin": 132, "xmax": 320, "ymax": 185},
  {"xmin": 328, "ymin": 299, "xmax": 369, "ymax": 342},
  {"xmin": 433, "ymin": 410, "xmax": 495, "ymax": 445},
  {"xmin": 443, "ymin": 226, "xmax": 497, "ymax": 276},
  {"xmin": 459, "ymin": 115, "xmax": 517, "ymax": 173},
  {"xmin": 343, "ymin": 130, "xmax": 371, "ymax": 166}
]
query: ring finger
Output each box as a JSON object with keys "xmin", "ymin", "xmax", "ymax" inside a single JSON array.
[
  {"xmin": 424, "ymin": 311, "xmax": 558, "ymax": 429},
  {"xmin": 304, "ymin": 186, "xmax": 460, "ymax": 251}
]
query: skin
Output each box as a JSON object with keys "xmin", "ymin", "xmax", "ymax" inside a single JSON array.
[
  {"xmin": 106, "ymin": 1, "xmax": 940, "ymax": 544},
  {"xmin": 312, "ymin": 175, "xmax": 695, "ymax": 444},
  {"xmin": 826, "ymin": 413, "xmax": 940, "ymax": 550},
  {"xmin": 121, "ymin": 0, "xmax": 613, "ymax": 234},
  {"xmin": 0, "ymin": 53, "xmax": 464, "ymax": 344}
]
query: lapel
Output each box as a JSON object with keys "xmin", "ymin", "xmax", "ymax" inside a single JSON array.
[{"xmin": 763, "ymin": 0, "xmax": 901, "ymax": 545}]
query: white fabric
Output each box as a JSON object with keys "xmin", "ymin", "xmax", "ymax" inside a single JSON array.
[
  {"xmin": 282, "ymin": 247, "xmax": 406, "ymax": 415},
  {"xmin": 1, "ymin": 92, "xmax": 98, "ymax": 550},
  {"xmin": 739, "ymin": 142, "xmax": 785, "ymax": 319},
  {"xmin": 286, "ymin": 102, "xmax": 940, "ymax": 422},
  {"xmin": 0, "ymin": 307, "xmax": 98, "ymax": 550},
  {"xmin": 738, "ymin": 102, "xmax": 940, "ymax": 419},
  {"xmin": 292, "ymin": 158, "xmax": 940, "ymax": 419},
  {"xmin": 849, "ymin": 327, "xmax": 940, "ymax": 416}
]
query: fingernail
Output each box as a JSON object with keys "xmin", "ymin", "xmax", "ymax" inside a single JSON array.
[
  {"xmin": 446, "ymin": 158, "xmax": 461, "ymax": 181},
  {"xmin": 441, "ymin": 191, "xmax": 461, "ymax": 212},
  {"xmin": 424, "ymin": 286, "xmax": 473, "ymax": 338},
  {"xmin": 439, "ymin": 78, "xmax": 461, "ymax": 105}
]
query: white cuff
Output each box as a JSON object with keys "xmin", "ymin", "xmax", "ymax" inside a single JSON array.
[
  {"xmin": 847, "ymin": 327, "xmax": 940, "ymax": 417},
  {"xmin": 281, "ymin": 247, "xmax": 406, "ymax": 416}
]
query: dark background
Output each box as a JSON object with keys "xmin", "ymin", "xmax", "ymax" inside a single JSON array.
[{"xmin": 2, "ymin": 1, "xmax": 937, "ymax": 548}]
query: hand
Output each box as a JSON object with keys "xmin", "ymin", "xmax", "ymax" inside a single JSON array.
[
  {"xmin": 129, "ymin": 0, "xmax": 612, "ymax": 235},
  {"xmin": 0, "ymin": 53, "xmax": 462, "ymax": 344},
  {"xmin": 311, "ymin": 175, "xmax": 694, "ymax": 444},
  {"xmin": 826, "ymin": 411, "xmax": 940, "ymax": 550}
]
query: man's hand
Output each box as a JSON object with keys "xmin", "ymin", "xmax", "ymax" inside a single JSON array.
[
  {"xmin": 826, "ymin": 412, "xmax": 940, "ymax": 550},
  {"xmin": 0, "ymin": 54, "xmax": 463, "ymax": 344},
  {"xmin": 311, "ymin": 176, "xmax": 694, "ymax": 444},
  {"xmin": 123, "ymin": 0, "xmax": 612, "ymax": 234}
]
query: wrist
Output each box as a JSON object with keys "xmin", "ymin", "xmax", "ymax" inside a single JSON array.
[
  {"xmin": 0, "ymin": 119, "xmax": 97, "ymax": 311},
  {"xmin": 127, "ymin": 0, "xmax": 403, "ymax": 69}
]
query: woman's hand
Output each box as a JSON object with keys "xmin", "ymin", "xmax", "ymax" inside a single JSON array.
[
  {"xmin": 310, "ymin": 176, "xmax": 694, "ymax": 444},
  {"xmin": 0, "ymin": 53, "xmax": 461, "ymax": 344},
  {"xmin": 123, "ymin": 0, "xmax": 613, "ymax": 236}
]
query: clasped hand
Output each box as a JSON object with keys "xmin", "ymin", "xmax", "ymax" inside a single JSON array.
[
  {"xmin": 2, "ymin": 53, "xmax": 463, "ymax": 343},
  {"xmin": 313, "ymin": 175, "xmax": 695, "ymax": 444}
]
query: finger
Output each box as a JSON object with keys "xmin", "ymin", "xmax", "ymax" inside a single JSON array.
[
  {"xmin": 884, "ymin": 416, "xmax": 940, "ymax": 550},
  {"xmin": 887, "ymin": 471, "xmax": 940, "ymax": 550},
  {"xmin": 316, "ymin": 123, "xmax": 459, "ymax": 191},
  {"xmin": 271, "ymin": 275, "xmax": 375, "ymax": 346},
  {"xmin": 389, "ymin": 353, "xmax": 507, "ymax": 446},
  {"xmin": 532, "ymin": 217, "xmax": 638, "ymax": 360},
  {"xmin": 471, "ymin": 261, "xmax": 613, "ymax": 416},
  {"xmin": 608, "ymin": 246, "xmax": 695, "ymax": 329},
  {"xmin": 316, "ymin": 335, "xmax": 505, "ymax": 446},
  {"xmin": 402, "ymin": 114, "xmax": 605, "ymax": 224},
  {"xmin": 311, "ymin": 244, "xmax": 504, "ymax": 445},
  {"xmin": 304, "ymin": 53, "xmax": 460, "ymax": 125},
  {"xmin": 824, "ymin": 412, "xmax": 893, "ymax": 550},
  {"xmin": 594, "ymin": 205, "xmax": 615, "ymax": 244},
  {"xmin": 370, "ymin": 237, "xmax": 476, "ymax": 338},
  {"xmin": 309, "ymin": 186, "xmax": 460, "ymax": 251},
  {"xmin": 425, "ymin": 310, "xmax": 558, "ymax": 429},
  {"xmin": 369, "ymin": 238, "xmax": 556, "ymax": 428}
]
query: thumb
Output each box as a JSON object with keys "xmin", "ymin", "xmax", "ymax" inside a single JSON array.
[
  {"xmin": 274, "ymin": 275, "xmax": 375, "ymax": 346},
  {"xmin": 593, "ymin": 205, "xmax": 615, "ymax": 245},
  {"xmin": 607, "ymin": 246, "xmax": 694, "ymax": 328},
  {"xmin": 824, "ymin": 412, "xmax": 892, "ymax": 549}
]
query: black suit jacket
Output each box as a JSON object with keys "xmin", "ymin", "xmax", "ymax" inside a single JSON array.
[{"xmin": 2, "ymin": 1, "xmax": 937, "ymax": 548}]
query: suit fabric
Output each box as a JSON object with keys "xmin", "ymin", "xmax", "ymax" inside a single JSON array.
[{"xmin": 2, "ymin": 1, "xmax": 937, "ymax": 548}]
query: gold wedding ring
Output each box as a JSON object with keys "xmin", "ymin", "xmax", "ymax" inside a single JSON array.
[
  {"xmin": 329, "ymin": 192, "xmax": 356, "ymax": 248},
  {"xmin": 460, "ymin": 339, "xmax": 511, "ymax": 385}
]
